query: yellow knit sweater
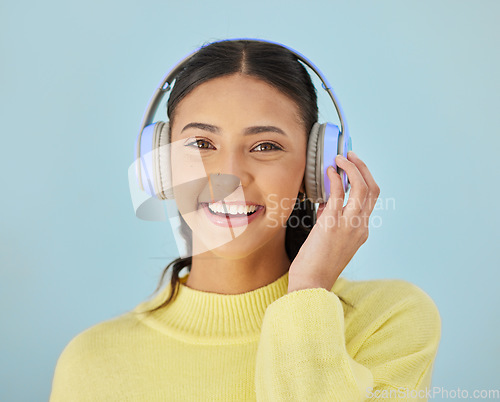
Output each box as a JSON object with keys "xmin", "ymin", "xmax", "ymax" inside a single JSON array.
[{"xmin": 50, "ymin": 271, "xmax": 441, "ymax": 401}]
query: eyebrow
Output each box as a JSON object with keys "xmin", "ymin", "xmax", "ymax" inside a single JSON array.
[{"xmin": 180, "ymin": 122, "xmax": 287, "ymax": 136}]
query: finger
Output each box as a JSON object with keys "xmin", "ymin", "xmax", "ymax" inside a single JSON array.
[
  {"xmin": 347, "ymin": 151, "xmax": 380, "ymax": 216},
  {"xmin": 335, "ymin": 154, "xmax": 369, "ymax": 216}
]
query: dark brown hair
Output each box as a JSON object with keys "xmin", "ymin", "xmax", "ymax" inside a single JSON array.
[{"xmin": 141, "ymin": 40, "xmax": 351, "ymax": 314}]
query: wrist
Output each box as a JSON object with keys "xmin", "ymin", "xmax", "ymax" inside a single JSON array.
[
  {"xmin": 287, "ymin": 273, "xmax": 338, "ymax": 294},
  {"xmin": 287, "ymin": 282, "xmax": 332, "ymax": 294}
]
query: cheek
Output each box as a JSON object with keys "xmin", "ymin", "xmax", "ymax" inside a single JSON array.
[
  {"xmin": 259, "ymin": 159, "xmax": 305, "ymax": 211},
  {"xmin": 170, "ymin": 145, "xmax": 209, "ymax": 217},
  {"xmin": 170, "ymin": 140, "xmax": 208, "ymax": 186}
]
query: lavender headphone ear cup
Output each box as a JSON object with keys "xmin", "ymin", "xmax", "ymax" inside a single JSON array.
[
  {"xmin": 157, "ymin": 121, "xmax": 174, "ymax": 199},
  {"xmin": 305, "ymin": 123, "xmax": 343, "ymax": 203},
  {"xmin": 305, "ymin": 122, "xmax": 325, "ymax": 203},
  {"xmin": 136, "ymin": 121, "xmax": 164, "ymax": 198}
]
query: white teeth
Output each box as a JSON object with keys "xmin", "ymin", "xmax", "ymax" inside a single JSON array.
[{"xmin": 207, "ymin": 202, "xmax": 259, "ymax": 215}]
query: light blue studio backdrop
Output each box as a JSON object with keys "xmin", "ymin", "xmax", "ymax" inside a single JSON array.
[{"xmin": 1, "ymin": 0, "xmax": 499, "ymax": 400}]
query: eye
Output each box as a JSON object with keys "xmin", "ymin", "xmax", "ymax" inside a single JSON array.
[
  {"xmin": 185, "ymin": 138, "xmax": 216, "ymax": 150},
  {"xmin": 251, "ymin": 142, "xmax": 283, "ymax": 152}
]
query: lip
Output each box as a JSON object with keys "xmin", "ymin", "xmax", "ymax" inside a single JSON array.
[
  {"xmin": 200, "ymin": 202, "xmax": 264, "ymax": 228},
  {"xmin": 198, "ymin": 200, "xmax": 263, "ymax": 206}
]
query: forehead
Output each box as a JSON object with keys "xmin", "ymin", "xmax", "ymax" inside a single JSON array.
[{"xmin": 170, "ymin": 74, "xmax": 304, "ymax": 132}]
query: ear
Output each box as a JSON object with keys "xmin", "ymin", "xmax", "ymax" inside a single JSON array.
[{"xmin": 299, "ymin": 177, "xmax": 306, "ymax": 194}]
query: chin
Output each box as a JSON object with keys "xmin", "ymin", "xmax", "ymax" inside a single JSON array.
[
  {"xmin": 181, "ymin": 200, "xmax": 292, "ymax": 260},
  {"xmin": 192, "ymin": 231, "xmax": 263, "ymax": 260}
]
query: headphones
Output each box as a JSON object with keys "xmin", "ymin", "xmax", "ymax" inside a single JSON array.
[{"xmin": 134, "ymin": 38, "xmax": 352, "ymax": 205}]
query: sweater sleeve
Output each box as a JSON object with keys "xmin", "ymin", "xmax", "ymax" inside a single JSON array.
[{"xmin": 254, "ymin": 283, "xmax": 441, "ymax": 402}]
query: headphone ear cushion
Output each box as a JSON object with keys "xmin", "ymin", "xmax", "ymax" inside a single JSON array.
[
  {"xmin": 157, "ymin": 121, "xmax": 174, "ymax": 199},
  {"xmin": 305, "ymin": 122, "xmax": 324, "ymax": 203}
]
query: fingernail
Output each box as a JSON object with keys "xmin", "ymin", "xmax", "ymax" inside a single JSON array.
[
  {"xmin": 337, "ymin": 154, "xmax": 347, "ymax": 161},
  {"xmin": 347, "ymin": 151, "xmax": 357, "ymax": 158}
]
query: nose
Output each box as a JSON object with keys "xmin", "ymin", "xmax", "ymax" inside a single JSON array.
[{"xmin": 207, "ymin": 148, "xmax": 252, "ymax": 188}]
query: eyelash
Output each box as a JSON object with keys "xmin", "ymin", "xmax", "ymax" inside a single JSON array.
[
  {"xmin": 185, "ymin": 139, "xmax": 215, "ymax": 150},
  {"xmin": 185, "ymin": 139, "xmax": 284, "ymax": 152}
]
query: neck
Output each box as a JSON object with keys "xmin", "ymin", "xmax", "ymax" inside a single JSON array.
[{"xmin": 185, "ymin": 232, "xmax": 290, "ymax": 295}]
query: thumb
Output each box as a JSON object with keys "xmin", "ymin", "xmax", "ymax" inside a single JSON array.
[{"xmin": 317, "ymin": 202, "xmax": 327, "ymax": 219}]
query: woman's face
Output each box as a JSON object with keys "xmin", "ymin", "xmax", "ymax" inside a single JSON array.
[{"xmin": 169, "ymin": 73, "xmax": 307, "ymax": 258}]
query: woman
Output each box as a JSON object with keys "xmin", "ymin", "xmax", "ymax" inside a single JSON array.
[{"xmin": 50, "ymin": 39, "xmax": 441, "ymax": 401}]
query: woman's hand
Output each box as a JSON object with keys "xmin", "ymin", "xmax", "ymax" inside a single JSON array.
[{"xmin": 288, "ymin": 151, "xmax": 381, "ymax": 293}]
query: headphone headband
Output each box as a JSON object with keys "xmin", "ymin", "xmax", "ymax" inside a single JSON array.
[{"xmin": 138, "ymin": 38, "xmax": 348, "ymax": 140}]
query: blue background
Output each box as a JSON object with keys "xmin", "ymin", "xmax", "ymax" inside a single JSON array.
[{"xmin": 1, "ymin": 0, "xmax": 499, "ymax": 400}]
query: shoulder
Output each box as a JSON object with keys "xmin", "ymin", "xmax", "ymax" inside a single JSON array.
[
  {"xmin": 54, "ymin": 311, "xmax": 142, "ymax": 371},
  {"xmin": 334, "ymin": 277, "xmax": 442, "ymax": 346},
  {"xmin": 335, "ymin": 276, "xmax": 440, "ymax": 312},
  {"xmin": 51, "ymin": 312, "xmax": 144, "ymax": 399}
]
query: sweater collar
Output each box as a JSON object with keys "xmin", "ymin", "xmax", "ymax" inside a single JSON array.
[{"xmin": 133, "ymin": 270, "xmax": 290, "ymax": 344}]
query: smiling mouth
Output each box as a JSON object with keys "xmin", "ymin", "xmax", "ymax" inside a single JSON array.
[{"xmin": 199, "ymin": 202, "xmax": 264, "ymax": 217}]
